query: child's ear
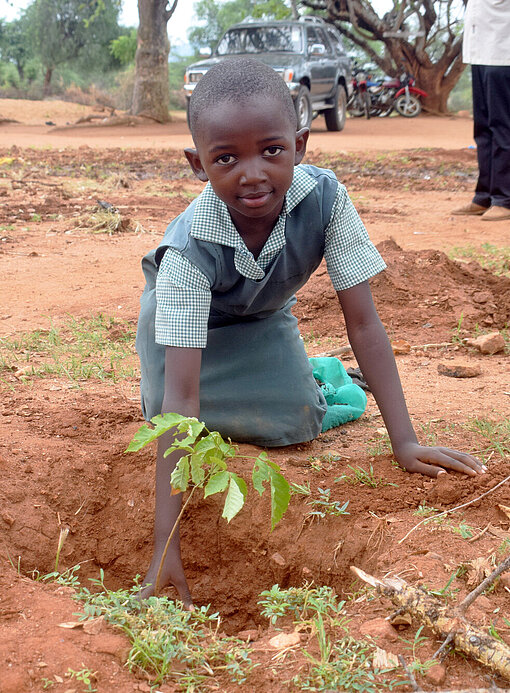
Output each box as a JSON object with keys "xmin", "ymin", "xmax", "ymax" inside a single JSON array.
[
  {"xmin": 294, "ymin": 128, "xmax": 309, "ymax": 165},
  {"xmin": 184, "ymin": 148, "xmax": 209, "ymax": 182}
]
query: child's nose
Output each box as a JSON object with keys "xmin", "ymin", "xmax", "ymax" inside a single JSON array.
[{"xmin": 239, "ymin": 159, "xmax": 266, "ymax": 184}]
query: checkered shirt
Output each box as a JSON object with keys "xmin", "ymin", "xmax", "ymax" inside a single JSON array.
[{"xmin": 155, "ymin": 165, "xmax": 385, "ymax": 348}]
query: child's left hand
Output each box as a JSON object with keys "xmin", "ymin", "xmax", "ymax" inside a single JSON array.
[{"xmin": 393, "ymin": 441, "xmax": 486, "ymax": 478}]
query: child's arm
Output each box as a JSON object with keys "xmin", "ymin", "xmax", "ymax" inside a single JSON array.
[
  {"xmin": 141, "ymin": 346, "xmax": 202, "ymax": 607},
  {"xmin": 337, "ymin": 281, "xmax": 485, "ymax": 478}
]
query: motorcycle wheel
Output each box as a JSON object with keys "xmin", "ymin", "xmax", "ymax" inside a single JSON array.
[
  {"xmin": 395, "ymin": 94, "xmax": 421, "ymax": 117},
  {"xmin": 376, "ymin": 104, "xmax": 393, "ymax": 117},
  {"xmin": 294, "ymin": 85, "xmax": 312, "ymax": 129},
  {"xmin": 325, "ymin": 85, "xmax": 347, "ymax": 131}
]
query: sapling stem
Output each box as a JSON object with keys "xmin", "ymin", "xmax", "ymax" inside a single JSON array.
[{"xmin": 154, "ymin": 486, "xmax": 197, "ymax": 595}]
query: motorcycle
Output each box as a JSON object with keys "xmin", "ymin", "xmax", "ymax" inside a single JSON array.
[
  {"xmin": 368, "ymin": 72, "xmax": 428, "ymax": 118},
  {"xmin": 347, "ymin": 64, "xmax": 372, "ymax": 119}
]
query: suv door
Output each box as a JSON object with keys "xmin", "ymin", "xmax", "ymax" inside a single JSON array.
[{"xmin": 306, "ymin": 26, "xmax": 336, "ymax": 99}]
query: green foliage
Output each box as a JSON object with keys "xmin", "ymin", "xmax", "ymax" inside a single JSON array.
[
  {"xmin": 24, "ymin": 0, "xmax": 123, "ymax": 88},
  {"xmin": 259, "ymin": 584, "xmax": 400, "ymax": 691},
  {"xmin": 0, "ymin": 313, "xmax": 136, "ymax": 384},
  {"xmin": 127, "ymin": 413, "xmax": 290, "ymax": 530},
  {"xmin": 110, "ymin": 28, "xmax": 137, "ymax": 65},
  {"xmin": 259, "ymin": 583, "xmax": 346, "ymax": 626},
  {"xmin": 188, "ymin": 0, "xmax": 293, "ymax": 52},
  {"xmin": 74, "ymin": 571, "xmax": 256, "ymax": 687},
  {"xmin": 336, "ymin": 464, "xmax": 398, "ymax": 488},
  {"xmin": 305, "ymin": 487, "xmax": 350, "ymax": 521}
]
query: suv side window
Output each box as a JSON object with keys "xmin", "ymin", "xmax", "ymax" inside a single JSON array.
[
  {"xmin": 306, "ymin": 27, "xmax": 322, "ymax": 53},
  {"xmin": 316, "ymin": 28, "xmax": 334, "ymax": 55},
  {"xmin": 326, "ymin": 27, "xmax": 346, "ymax": 56}
]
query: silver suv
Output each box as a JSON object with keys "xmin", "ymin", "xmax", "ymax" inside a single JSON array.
[{"xmin": 183, "ymin": 16, "xmax": 352, "ymax": 131}]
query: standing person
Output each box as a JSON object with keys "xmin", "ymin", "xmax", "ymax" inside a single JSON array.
[
  {"xmin": 453, "ymin": 0, "xmax": 510, "ymax": 221},
  {"xmin": 137, "ymin": 57, "xmax": 485, "ymax": 608}
]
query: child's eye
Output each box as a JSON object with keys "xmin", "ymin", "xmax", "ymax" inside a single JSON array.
[
  {"xmin": 216, "ymin": 154, "xmax": 236, "ymax": 165},
  {"xmin": 264, "ymin": 146, "xmax": 284, "ymax": 157}
]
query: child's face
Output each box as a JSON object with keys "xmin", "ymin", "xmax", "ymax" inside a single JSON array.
[{"xmin": 184, "ymin": 95, "xmax": 308, "ymax": 234}]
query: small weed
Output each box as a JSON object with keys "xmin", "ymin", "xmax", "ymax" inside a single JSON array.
[
  {"xmin": 464, "ymin": 417, "xmax": 510, "ymax": 458},
  {"xmin": 305, "ymin": 488, "xmax": 350, "ymax": 521},
  {"xmin": 67, "ymin": 667, "xmax": 97, "ymax": 693},
  {"xmin": 421, "ymin": 569, "xmax": 461, "ymax": 602},
  {"xmin": 335, "ymin": 464, "xmax": 398, "ymax": 488},
  {"xmin": 413, "ymin": 503, "xmax": 439, "ymax": 517},
  {"xmin": 258, "ymin": 583, "xmax": 345, "ymax": 626},
  {"xmin": 290, "ymin": 481, "xmax": 312, "ymax": 496}
]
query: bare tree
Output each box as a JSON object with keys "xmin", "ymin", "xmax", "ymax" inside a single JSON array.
[
  {"xmin": 301, "ymin": 0, "xmax": 468, "ymax": 113},
  {"xmin": 131, "ymin": 0, "xmax": 178, "ymax": 123}
]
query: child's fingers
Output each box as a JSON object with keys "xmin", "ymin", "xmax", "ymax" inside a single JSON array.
[{"xmin": 416, "ymin": 447, "xmax": 485, "ymax": 476}]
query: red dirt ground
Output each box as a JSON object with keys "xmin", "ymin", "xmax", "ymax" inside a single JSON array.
[{"xmin": 0, "ymin": 100, "xmax": 509, "ymax": 693}]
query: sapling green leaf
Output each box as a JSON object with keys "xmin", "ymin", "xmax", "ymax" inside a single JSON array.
[
  {"xmin": 222, "ymin": 474, "xmax": 248, "ymax": 522},
  {"xmin": 204, "ymin": 470, "xmax": 230, "ymax": 497},
  {"xmin": 126, "ymin": 413, "xmax": 291, "ymax": 592}
]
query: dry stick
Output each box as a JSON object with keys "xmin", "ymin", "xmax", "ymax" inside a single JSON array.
[
  {"xmin": 398, "ymin": 475, "xmax": 510, "ymax": 544},
  {"xmin": 398, "ymin": 654, "xmax": 423, "ymax": 692},
  {"xmin": 457, "ymin": 554, "xmax": 510, "ymax": 616}
]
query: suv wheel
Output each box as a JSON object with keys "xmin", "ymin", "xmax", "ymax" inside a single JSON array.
[
  {"xmin": 324, "ymin": 85, "xmax": 347, "ymax": 131},
  {"xmin": 295, "ymin": 85, "xmax": 312, "ymax": 129}
]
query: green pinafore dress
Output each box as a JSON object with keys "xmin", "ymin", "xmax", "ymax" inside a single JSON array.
[{"xmin": 136, "ymin": 165, "xmax": 365, "ymax": 447}]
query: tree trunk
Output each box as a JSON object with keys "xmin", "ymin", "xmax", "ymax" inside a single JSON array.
[
  {"xmin": 411, "ymin": 62, "xmax": 467, "ymax": 113},
  {"xmin": 131, "ymin": 0, "xmax": 177, "ymax": 123},
  {"xmin": 43, "ymin": 67, "xmax": 53, "ymax": 96}
]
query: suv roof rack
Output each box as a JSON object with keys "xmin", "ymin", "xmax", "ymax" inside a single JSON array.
[{"xmin": 301, "ymin": 16, "xmax": 326, "ymax": 24}]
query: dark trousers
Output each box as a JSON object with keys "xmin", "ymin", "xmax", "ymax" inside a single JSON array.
[{"xmin": 471, "ymin": 65, "xmax": 510, "ymax": 209}]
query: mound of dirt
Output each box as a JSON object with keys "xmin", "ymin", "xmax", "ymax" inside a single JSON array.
[{"xmin": 296, "ymin": 239, "xmax": 510, "ymax": 344}]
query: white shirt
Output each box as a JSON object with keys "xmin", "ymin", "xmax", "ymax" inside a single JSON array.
[{"xmin": 463, "ymin": 0, "xmax": 510, "ymax": 66}]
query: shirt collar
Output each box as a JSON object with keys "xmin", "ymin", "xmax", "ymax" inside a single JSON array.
[{"xmin": 190, "ymin": 164, "xmax": 318, "ymax": 246}]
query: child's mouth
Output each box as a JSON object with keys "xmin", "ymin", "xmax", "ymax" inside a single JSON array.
[{"xmin": 239, "ymin": 191, "xmax": 272, "ymax": 208}]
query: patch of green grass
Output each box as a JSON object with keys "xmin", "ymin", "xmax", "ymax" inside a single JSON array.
[
  {"xmin": 367, "ymin": 431, "xmax": 392, "ymax": 457},
  {"xmin": 259, "ymin": 584, "xmax": 403, "ymax": 692},
  {"xmin": 449, "ymin": 243, "xmax": 510, "ymax": 276},
  {"xmin": 464, "ymin": 417, "xmax": 510, "ymax": 459},
  {"xmin": 335, "ymin": 464, "xmax": 398, "ymax": 488},
  {"xmin": 0, "ymin": 313, "xmax": 137, "ymax": 384},
  {"xmin": 75, "ymin": 571, "xmax": 256, "ymax": 688}
]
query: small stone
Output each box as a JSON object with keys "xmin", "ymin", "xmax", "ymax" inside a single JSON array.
[
  {"xmin": 391, "ymin": 339, "xmax": 411, "ymax": 355},
  {"xmin": 466, "ymin": 332, "xmax": 506, "ymax": 355},
  {"xmin": 269, "ymin": 631, "xmax": 301, "ymax": 649},
  {"xmin": 359, "ymin": 617, "xmax": 398, "ymax": 643},
  {"xmin": 437, "ymin": 362, "xmax": 481, "ymax": 378},
  {"xmin": 472, "ymin": 291, "xmax": 491, "ymax": 304},
  {"xmin": 425, "ymin": 662, "xmax": 446, "ymax": 686},
  {"xmin": 302, "ymin": 567, "xmax": 313, "ymax": 578},
  {"xmin": 270, "ymin": 552, "xmax": 286, "ymax": 567},
  {"xmin": 237, "ymin": 629, "xmax": 259, "ymax": 642}
]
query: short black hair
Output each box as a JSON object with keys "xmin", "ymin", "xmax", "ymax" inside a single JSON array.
[{"xmin": 188, "ymin": 56, "xmax": 298, "ymax": 139}]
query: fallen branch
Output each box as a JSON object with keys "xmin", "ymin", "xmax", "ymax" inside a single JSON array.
[
  {"xmin": 398, "ymin": 475, "xmax": 510, "ymax": 544},
  {"xmin": 351, "ymin": 565, "xmax": 510, "ymax": 682}
]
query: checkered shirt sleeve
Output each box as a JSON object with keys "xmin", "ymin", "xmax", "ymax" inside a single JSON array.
[
  {"xmin": 324, "ymin": 184, "xmax": 386, "ymax": 291},
  {"xmin": 155, "ymin": 248, "xmax": 211, "ymax": 348}
]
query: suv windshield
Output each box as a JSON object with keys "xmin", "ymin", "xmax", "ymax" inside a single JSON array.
[{"xmin": 216, "ymin": 25, "xmax": 303, "ymax": 55}]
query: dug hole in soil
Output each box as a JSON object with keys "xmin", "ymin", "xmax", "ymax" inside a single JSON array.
[{"xmin": 0, "ymin": 102, "xmax": 509, "ymax": 692}]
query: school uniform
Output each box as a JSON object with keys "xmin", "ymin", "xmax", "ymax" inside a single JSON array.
[{"xmin": 136, "ymin": 164, "xmax": 385, "ymax": 447}]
